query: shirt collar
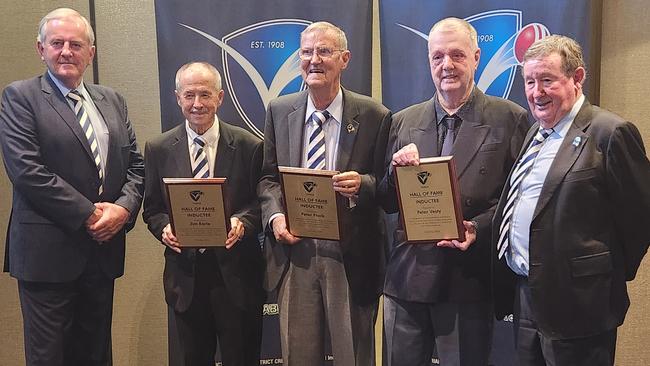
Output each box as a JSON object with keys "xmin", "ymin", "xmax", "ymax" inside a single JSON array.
[
  {"xmin": 547, "ymin": 94, "xmax": 585, "ymax": 138},
  {"xmin": 434, "ymin": 86, "xmax": 477, "ymax": 125},
  {"xmin": 185, "ymin": 116, "xmax": 220, "ymax": 146},
  {"xmin": 305, "ymin": 88, "xmax": 343, "ymax": 125},
  {"xmin": 48, "ymin": 70, "xmax": 87, "ymax": 98}
]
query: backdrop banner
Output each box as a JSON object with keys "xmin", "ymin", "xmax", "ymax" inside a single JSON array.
[
  {"xmin": 155, "ymin": 0, "xmax": 372, "ymax": 136},
  {"xmin": 154, "ymin": 1, "xmax": 373, "ymax": 364}
]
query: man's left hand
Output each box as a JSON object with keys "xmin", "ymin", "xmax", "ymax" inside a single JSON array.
[
  {"xmin": 436, "ymin": 220, "xmax": 477, "ymax": 251},
  {"xmin": 333, "ymin": 171, "xmax": 361, "ymax": 198},
  {"xmin": 225, "ymin": 217, "xmax": 245, "ymax": 249},
  {"xmin": 87, "ymin": 202, "xmax": 130, "ymax": 242}
]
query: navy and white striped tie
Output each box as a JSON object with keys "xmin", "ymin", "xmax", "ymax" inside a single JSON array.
[
  {"xmin": 307, "ymin": 110, "xmax": 330, "ymax": 170},
  {"xmin": 496, "ymin": 128, "xmax": 553, "ymax": 259},
  {"xmin": 68, "ymin": 90, "xmax": 103, "ymax": 195},
  {"xmin": 192, "ymin": 136, "xmax": 210, "ymax": 178}
]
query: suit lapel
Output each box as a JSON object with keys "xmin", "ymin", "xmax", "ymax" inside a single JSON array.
[
  {"xmin": 452, "ymin": 92, "xmax": 489, "ymax": 178},
  {"xmin": 287, "ymin": 93, "xmax": 307, "ymax": 167},
  {"xmin": 532, "ymin": 102, "xmax": 592, "ymax": 220},
  {"xmin": 170, "ymin": 126, "xmax": 192, "ymax": 177},
  {"xmin": 41, "ymin": 74, "xmax": 94, "ymax": 160},
  {"xmin": 336, "ymin": 89, "xmax": 359, "ymax": 171},
  {"xmin": 214, "ymin": 122, "xmax": 235, "ymax": 178},
  {"xmin": 408, "ymin": 98, "xmax": 438, "ymax": 157}
]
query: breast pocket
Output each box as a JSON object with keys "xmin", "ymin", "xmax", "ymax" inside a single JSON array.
[{"xmin": 564, "ymin": 167, "xmax": 598, "ymax": 183}]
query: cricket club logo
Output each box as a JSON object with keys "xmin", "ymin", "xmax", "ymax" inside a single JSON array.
[
  {"xmin": 180, "ymin": 20, "xmax": 311, "ymax": 138},
  {"xmin": 303, "ymin": 181, "xmax": 317, "ymax": 193},
  {"xmin": 396, "ymin": 10, "xmax": 550, "ymax": 99},
  {"xmin": 189, "ymin": 190, "xmax": 203, "ymax": 202}
]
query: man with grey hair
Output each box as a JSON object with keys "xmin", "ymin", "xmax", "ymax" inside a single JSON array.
[
  {"xmin": 258, "ymin": 21, "xmax": 391, "ymax": 365},
  {"xmin": 492, "ymin": 34, "xmax": 650, "ymax": 366},
  {"xmin": 0, "ymin": 7, "xmax": 144, "ymax": 365},
  {"xmin": 379, "ymin": 17, "xmax": 529, "ymax": 365},
  {"xmin": 143, "ymin": 62, "xmax": 264, "ymax": 365}
]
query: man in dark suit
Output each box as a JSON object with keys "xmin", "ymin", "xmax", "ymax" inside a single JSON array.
[
  {"xmin": 258, "ymin": 22, "xmax": 391, "ymax": 365},
  {"xmin": 378, "ymin": 18, "xmax": 529, "ymax": 366},
  {"xmin": 0, "ymin": 8, "xmax": 144, "ymax": 366},
  {"xmin": 492, "ymin": 35, "xmax": 650, "ymax": 366},
  {"xmin": 142, "ymin": 62, "xmax": 264, "ymax": 366}
]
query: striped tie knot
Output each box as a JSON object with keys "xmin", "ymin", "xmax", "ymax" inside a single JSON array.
[
  {"xmin": 496, "ymin": 127, "xmax": 553, "ymax": 260},
  {"xmin": 312, "ymin": 110, "xmax": 331, "ymax": 126}
]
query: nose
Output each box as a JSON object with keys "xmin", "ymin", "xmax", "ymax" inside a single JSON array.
[
  {"xmin": 61, "ymin": 42, "xmax": 73, "ymax": 56},
  {"xmin": 309, "ymin": 51, "xmax": 322, "ymax": 64},
  {"xmin": 192, "ymin": 96, "xmax": 204, "ymax": 108},
  {"xmin": 441, "ymin": 55, "xmax": 454, "ymax": 69}
]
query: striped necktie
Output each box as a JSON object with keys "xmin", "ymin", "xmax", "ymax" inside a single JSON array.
[
  {"xmin": 496, "ymin": 128, "xmax": 553, "ymax": 259},
  {"xmin": 67, "ymin": 90, "xmax": 103, "ymax": 195},
  {"xmin": 192, "ymin": 136, "xmax": 210, "ymax": 178},
  {"xmin": 307, "ymin": 110, "xmax": 330, "ymax": 170}
]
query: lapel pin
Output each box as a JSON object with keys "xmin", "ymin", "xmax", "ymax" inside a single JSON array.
[
  {"xmin": 572, "ymin": 136, "xmax": 582, "ymax": 147},
  {"xmin": 346, "ymin": 123, "xmax": 356, "ymax": 134}
]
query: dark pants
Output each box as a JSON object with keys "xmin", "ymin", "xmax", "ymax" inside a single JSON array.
[
  {"xmin": 174, "ymin": 251, "xmax": 262, "ymax": 366},
  {"xmin": 18, "ymin": 254, "xmax": 115, "ymax": 366},
  {"xmin": 514, "ymin": 277, "xmax": 617, "ymax": 366},
  {"xmin": 383, "ymin": 295, "xmax": 492, "ymax": 366}
]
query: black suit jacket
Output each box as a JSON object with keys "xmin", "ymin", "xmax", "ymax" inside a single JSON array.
[
  {"xmin": 142, "ymin": 121, "xmax": 265, "ymax": 312},
  {"xmin": 380, "ymin": 89, "xmax": 529, "ymax": 303},
  {"xmin": 258, "ymin": 88, "xmax": 392, "ymax": 306},
  {"xmin": 492, "ymin": 100, "xmax": 650, "ymax": 339},
  {"xmin": 0, "ymin": 73, "xmax": 144, "ymax": 282}
]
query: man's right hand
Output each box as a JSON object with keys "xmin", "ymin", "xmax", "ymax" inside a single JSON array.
[
  {"xmin": 392, "ymin": 143, "xmax": 420, "ymax": 166},
  {"xmin": 272, "ymin": 215, "xmax": 300, "ymax": 245},
  {"xmin": 162, "ymin": 224, "xmax": 182, "ymax": 253}
]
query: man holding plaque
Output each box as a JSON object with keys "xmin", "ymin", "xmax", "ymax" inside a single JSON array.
[
  {"xmin": 492, "ymin": 35, "xmax": 650, "ymax": 366},
  {"xmin": 378, "ymin": 18, "xmax": 529, "ymax": 365},
  {"xmin": 142, "ymin": 62, "xmax": 264, "ymax": 366},
  {"xmin": 0, "ymin": 8, "xmax": 145, "ymax": 365},
  {"xmin": 258, "ymin": 22, "xmax": 391, "ymax": 365}
]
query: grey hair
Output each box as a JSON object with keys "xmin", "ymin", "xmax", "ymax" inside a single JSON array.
[
  {"xmin": 301, "ymin": 21, "xmax": 348, "ymax": 50},
  {"xmin": 37, "ymin": 8, "xmax": 95, "ymax": 45},
  {"xmin": 429, "ymin": 17, "xmax": 478, "ymax": 51},
  {"xmin": 175, "ymin": 62, "xmax": 223, "ymax": 91},
  {"xmin": 522, "ymin": 34, "xmax": 585, "ymax": 77}
]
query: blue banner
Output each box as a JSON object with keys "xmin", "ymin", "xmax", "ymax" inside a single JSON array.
[
  {"xmin": 155, "ymin": 0, "xmax": 373, "ymax": 136},
  {"xmin": 380, "ymin": 0, "xmax": 601, "ymax": 112}
]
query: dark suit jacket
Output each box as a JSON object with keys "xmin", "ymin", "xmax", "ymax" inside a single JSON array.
[
  {"xmin": 0, "ymin": 73, "xmax": 144, "ymax": 282},
  {"xmin": 492, "ymin": 100, "xmax": 650, "ymax": 340},
  {"xmin": 258, "ymin": 88, "xmax": 391, "ymax": 306},
  {"xmin": 142, "ymin": 121, "xmax": 265, "ymax": 312},
  {"xmin": 380, "ymin": 88, "xmax": 529, "ymax": 303}
]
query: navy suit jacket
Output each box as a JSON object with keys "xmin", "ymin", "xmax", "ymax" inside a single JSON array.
[
  {"xmin": 142, "ymin": 121, "xmax": 265, "ymax": 312},
  {"xmin": 258, "ymin": 88, "xmax": 392, "ymax": 305},
  {"xmin": 380, "ymin": 88, "xmax": 529, "ymax": 303},
  {"xmin": 1, "ymin": 73, "xmax": 144, "ymax": 282},
  {"xmin": 492, "ymin": 100, "xmax": 650, "ymax": 339}
]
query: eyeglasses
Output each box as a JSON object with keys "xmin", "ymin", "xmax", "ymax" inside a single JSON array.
[{"xmin": 298, "ymin": 47, "xmax": 345, "ymax": 60}]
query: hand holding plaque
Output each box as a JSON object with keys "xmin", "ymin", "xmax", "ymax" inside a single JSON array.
[
  {"xmin": 163, "ymin": 178, "xmax": 231, "ymax": 247},
  {"xmin": 278, "ymin": 166, "xmax": 342, "ymax": 241},
  {"xmin": 394, "ymin": 156, "xmax": 465, "ymax": 242}
]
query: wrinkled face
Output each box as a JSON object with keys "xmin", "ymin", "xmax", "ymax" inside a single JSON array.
[
  {"xmin": 175, "ymin": 68, "xmax": 224, "ymax": 133},
  {"xmin": 523, "ymin": 53, "xmax": 583, "ymax": 128},
  {"xmin": 37, "ymin": 17, "xmax": 95, "ymax": 89},
  {"xmin": 299, "ymin": 29, "xmax": 350, "ymax": 91},
  {"xmin": 428, "ymin": 27, "xmax": 480, "ymax": 99}
]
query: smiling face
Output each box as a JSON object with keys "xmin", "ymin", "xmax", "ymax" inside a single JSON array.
[
  {"xmin": 523, "ymin": 52, "xmax": 584, "ymax": 129},
  {"xmin": 299, "ymin": 29, "xmax": 350, "ymax": 94},
  {"xmin": 37, "ymin": 16, "xmax": 95, "ymax": 89},
  {"xmin": 428, "ymin": 25, "xmax": 480, "ymax": 106},
  {"xmin": 175, "ymin": 66, "xmax": 224, "ymax": 134}
]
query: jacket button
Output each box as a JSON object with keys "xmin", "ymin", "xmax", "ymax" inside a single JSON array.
[
  {"xmin": 465, "ymin": 198, "xmax": 472, "ymax": 206},
  {"xmin": 479, "ymin": 167, "xmax": 487, "ymax": 175}
]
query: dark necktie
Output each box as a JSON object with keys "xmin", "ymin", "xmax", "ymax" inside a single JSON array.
[
  {"xmin": 67, "ymin": 90, "xmax": 103, "ymax": 195},
  {"xmin": 496, "ymin": 128, "xmax": 553, "ymax": 259},
  {"xmin": 307, "ymin": 110, "xmax": 330, "ymax": 169},
  {"xmin": 440, "ymin": 115, "xmax": 457, "ymax": 156}
]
